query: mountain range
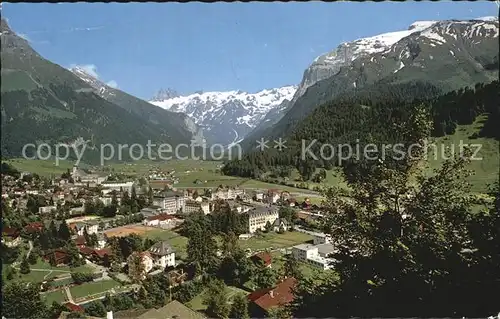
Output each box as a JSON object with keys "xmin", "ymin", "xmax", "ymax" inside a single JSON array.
[
  {"xmin": 1, "ymin": 16, "xmax": 498, "ymax": 163},
  {"xmin": 240, "ymin": 16, "xmax": 499, "ymax": 151},
  {"xmin": 149, "ymin": 86, "xmax": 297, "ymax": 146}
]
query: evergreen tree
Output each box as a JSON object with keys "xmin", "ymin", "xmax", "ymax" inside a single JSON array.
[
  {"xmin": 111, "ymin": 192, "xmax": 119, "ymax": 208},
  {"xmin": 58, "ymin": 220, "xmax": 71, "ymax": 241},
  {"xmin": 83, "ymin": 228, "xmax": 91, "ymax": 246},
  {"xmin": 147, "ymin": 187, "xmax": 154, "ymax": 205},
  {"xmin": 48, "ymin": 220, "xmax": 58, "ymax": 239},
  {"xmin": 283, "ymin": 254, "xmax": 301, "ymax": 279},
  {"xmin": 20, "ymin": 255, "xmax": 31, "ymax": 274},
  {"xmin": 229, "ymin": 293, "xmax": 250, "ymax": 319},
  {"xmin": 28, "ymin": 249, "xmax": 39, "ymax": 265}
]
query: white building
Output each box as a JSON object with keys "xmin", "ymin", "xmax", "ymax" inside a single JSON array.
[
  {"xmin": 313, "ymin": 232, "xmax": 333, "ymax": 245},
  {"xmin": 70, "ymin": 221, "xmax": 99, "ymax": 236},
  {"xmin": 292, "ymin": 244, "xmax": 319, "ymax": 261},
  {"xmin": 143, "ymin": 214, "xmax": 178, "ymax": 227},
  {"xmin": 211, "ymin": 187, "xmax": 244, "ymax": 200},
  {"xmin": 292, "ymin": 243, "xmax": 336, "ymax": 270},
  {"xmin": 153, "ymin": 191, "xmax": 185, "ymax": 214},
  {"xmin": 248, "ymin": 207, "xmax": 279, "ymax": 233},
  {"xmin": 39, "ymin": 206, "xmax": 57, "ymax": 214},
  {"xmin": 148, "ymin": 241, "xmax": 176, "ymax": 268},
  {"xmin": 101, "ymin": 181, "xmax": 135, "ymax": 193}
]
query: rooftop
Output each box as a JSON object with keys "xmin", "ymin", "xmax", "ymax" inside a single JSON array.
[
  {"xmin": 149, "ymin": 240, "xmax": 175, "ymax": 256},
  {"xmin": 293, "ymin": 243, "xmax": 317, "ymax": 251},
  {"xmin": 247, "ymin": 277, "xmax": 297, "ymax": 311},
  {"xmin": 137, "ymin": 300, "xmax": 206, "ymax": 319}
]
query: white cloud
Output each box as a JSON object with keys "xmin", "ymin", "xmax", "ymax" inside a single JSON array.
[
  {"xmin": 69, "ymin": 63, "xmax": 117, "ymax": 88},
  {"xmin": 106, "ymin": 80, "xmax": 118, "ymax": 89},
  {"xmin": 18, "ymin": 33, "xmax": 31, "ymax": 42},
  {"xmin": 69, "ymin": 64, "xmax": 99, "ymax": 79}
]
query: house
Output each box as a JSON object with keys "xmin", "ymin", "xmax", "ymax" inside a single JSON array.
[
  {"xmin": 248, "ymin": 206, "xmax": 279, "ymax": 233},
  {"xmin": 228, "ymin": 200, "xmax": 253, "ymax": 214},
  {"xmin": 74, "ymin": 235, "xmax": 87, "ymax": 247},
  {"xmin": 135, "ymin": 300, "xmax": 207, "ymax": 319},
  {"xmin": 253, "ymin": 191, "xmax": 265, "ymax": 202},
  {"xmin": 92, "ymin": 248, "xmax": 113, "ymax": 266},
  {"xmin": 153, "ymin": 191, "xmax": 185, "ymax": 214},
  {"xmin": 24, "ymin": 222, "xmax": 44, "ymax": 233},
  {"xmin": 69, "ymin": 221, "xmax": 98, "ymax": 236},
  {"xmin": 280, "ymin": 191, "xmax": 291, "ymax": 200},
  {"xmin": 74, "ymin": 234, "xmax": 107, "ymax": 249},
  {"xmin": 247, "ymin": 277, "xmax": 297, "ymax": 317},
  {"xmin": 139, "ymin": 206, "xmax": 162, "ymax": 218},
  {"xmin": 63, "ymin": 302, "xmax": 84, "ymax": 313},
  {"xmin": 43, "ymin": 249, "xmax": 71, "ymax": 266},
  {"xmin": 71, "ymin": 166, "xmax": 108, "ymax": 185},
  {"xmin": 273, "ymin": 218, "xmax": 290, "ymax": 232},
  {"xmin": 211, "ymin": 186, "xmax": 244, "ymax": 200},
  {"xmin": 251, "ymin": 252, "xmax": 272, "ymax": 268},
  {"xmin": 127, "ymin": 252, "xmax": 154, "ymax": 279},
  {"xmin": 200, "ymin": 200, "xmax": 211, "ymax": 215},
  {"xmin": 266, "ymin": 190, "xmax": 281, "ymax": 204},
  {"xmin": 148, "ymin": 240, "xmax": 176, "ymax": 268},
  {"xmin": 69, "ymin": 206, "xmax": 85, "ymax": 216},
  {"xmin": 292, "ymin": 243, "xmax": 335, "ymax": 270},
  {"xmin": 78, "ymin": 246, "xmax": 94, "ymax": 257},
  {"xmin": 96, "ymin": 234, "xmax": 107, "ymax": 249},
  {"xmin": 292, "ymin": 243, "xmax": 318, "ymax": 262},
  {"xmin": 143, "ymin": 214, "xmax": 178, "ymax": 227},
  {"xmin": 313, "ymin": 232, "xmax": 332, "ymax": 245},
  {"xmin": 2, "ymin": 227, "xmax": 21, "ymax": 247}
]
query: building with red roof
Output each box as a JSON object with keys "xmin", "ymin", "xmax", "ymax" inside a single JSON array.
[
  {"xmin": 251, "ymin": 252, "xmax": 273, "ymax": 268},
  {"xmin": 24, "ymin": 222, "xmax": 44, "ymax": 233},
  {"xmin": 247, "ymin": 277, "xmax": 297, "ymax": 317},
  {"xmin": 63, "ymin": 302, "xmax": 84, "ymax": 313}
]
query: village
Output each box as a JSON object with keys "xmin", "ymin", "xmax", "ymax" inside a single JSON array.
[{"xmin": 1, "ymin": 163, "xmax": 336, "ymax": 318}]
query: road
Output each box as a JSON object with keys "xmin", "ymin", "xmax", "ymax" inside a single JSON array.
[
  {"xmin": 26, "ymin": 240, "xmax": 33, "ymax": 258},
  {"xmin": 175, "ymin": 185, "xmax": 322, "ymax": 196}
]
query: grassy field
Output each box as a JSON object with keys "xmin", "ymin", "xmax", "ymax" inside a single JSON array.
[
  {"xmin": 238, "ymin": 231, "xmax": 313, "ymax": 252},
  {"xmin": 70, "ymin": 279, "xmax": 121, "ymax": 300},
  {"xmin": 139, "ymin": 228, "xmax": 313, "ymax": 260},
  {"xmin": 4, "ymin": 158, "xmax": 75, "ymax": 177},
  {"xmin": 425, "ymin": 115, "xmax": 499, "ymax": 193},
  {"xmin": 187, "ymin": 285, "xmax": 249, "ymax": 312},
  {"xmin": 7, "ymin": 116, "xmax": 496, "ymax": 196},
  {"xmin": 42, "ymin": 289, "xmax": 68, "ymax": 305}
]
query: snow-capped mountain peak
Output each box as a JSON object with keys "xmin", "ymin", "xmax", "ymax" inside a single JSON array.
[
  {"xmin": 70, "ymin": 66, "xmax": 116, "ymax": 97},
  {"xmin": 149, "ymin": 85, "xmax": 297, "ymax": 145}
]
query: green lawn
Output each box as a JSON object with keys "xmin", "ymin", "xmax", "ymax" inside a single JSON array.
[
  {"xmin": 425, "ymin": 115, "xmax": 499, "ymax": 194},
  {"xmin": 42, "ymin": 289, "xmax": 68, "ymax": 305},
  {"xmin": 4, "ymin": 158, "xmax": 76, "ymax": 177},
  {"xmin": 70, "ymin": 280, "xmax": 121, "ymax": 300},
  {"xmin": 187, "ymin": 285, "xmax": 248, "ymax": 312},
  {"xmin": 2, "ymin": 259, "xmax": 76, "ymax": 284},
  {"xmin": 239, "ymin": 231, "xmax": 313, "ymax": 252}
]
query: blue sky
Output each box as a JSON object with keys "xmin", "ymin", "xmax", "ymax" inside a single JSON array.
[{"xmin": 3, "ymin": 2, "xmax": 498, "ymax": 99}]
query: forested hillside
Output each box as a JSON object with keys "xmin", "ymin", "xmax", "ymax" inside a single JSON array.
[
  {"xmin": 222, "ymin": 80, "xmax": 499, "ymax": 181},
  {"xmin": 0, "ymin": 18, "xmax": 196, "ymax": 161}
]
